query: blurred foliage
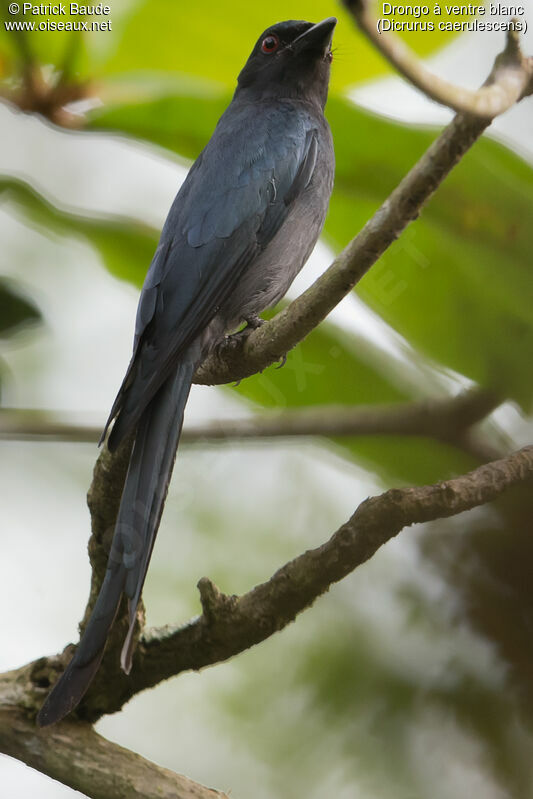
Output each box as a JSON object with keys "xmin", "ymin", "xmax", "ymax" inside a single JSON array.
[
  {"xmin": 0, "ymin": 0, "xmax": 457, "ymax": 92},
  {"xmin": 0, "ymin": 276, "xmax": 40, "ymax": 337},
  {"xmin": 0, "ymin": 276, "xmax": 42, "ymax": 397},
  {"xmin": 1, "ymin": 4, "xmax": 533, "ymax": 799},
  {"xmin": 0, "ymin": 175, "xmax": 158, "ymax": 286}
]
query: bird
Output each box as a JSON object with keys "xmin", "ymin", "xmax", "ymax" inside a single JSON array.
[{"xmin": 37, "ymin": 16, "xmax": 337, "ymax": 726}]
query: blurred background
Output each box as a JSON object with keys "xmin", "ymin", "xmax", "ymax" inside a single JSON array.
[{"xmin": 1, "ymin": 1, "xmax": 533, "ymax": 797}]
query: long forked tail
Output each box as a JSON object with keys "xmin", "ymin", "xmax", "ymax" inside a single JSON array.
[{"xmin": 37, "ymin": 360, "xmax": 196, "ymax": 727}]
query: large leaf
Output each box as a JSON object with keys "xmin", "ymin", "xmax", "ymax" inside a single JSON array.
[
  {"xmin": 0, "ymin": 277, "xmax": 41, "ymax": 337},
  {"xmin": 0, "ymin": 0, "xmax": 460, "ymax": 95},
  {"xmin": 0, "ymin": 277, "xmax": 42, "ymax": 399},
  {"xmin": 90, "ymin": 77, "xmax": 228, "ymax": 158},
  {"xmin": 231, "ymin": 313, "xmax": 477, "ymax": 485},
  {"xmin": 325, "ymin": 99, "xmax": 533, "ymax": 409},
  {"xmin": 94, "ymin": 0, "xmax": 454, "ymax": 91},
  {"xmin": 0, "ymin": 0, "xmax": 146, "ymax": 83},
  {"xmin": 0, "ymin": 176, "xmax": 158, "ymax": 286},
  {"xmin": 0, "ymin": 1, "xmax": 91, "ymax": 80}
]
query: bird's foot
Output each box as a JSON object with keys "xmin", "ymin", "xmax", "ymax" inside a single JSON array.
[
  {"xmin": 242, "ymin": 314, "xmax": 264, "ymax": 331},
  {"xmin": 216, "ymin": 315, "xmax": 264, "ymax": 356}
]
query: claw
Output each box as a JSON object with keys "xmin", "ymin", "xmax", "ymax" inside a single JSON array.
[
  {"xmin": 244, "ymin": 314, "xmax": 264, "ymax": 330},
  {"xmin": 217, "ymin": 315, "xmax": 264, "ymax": 356},
  {"xmin": 214, "ymin": 333, "xmax": 239, "ymax": 359}
]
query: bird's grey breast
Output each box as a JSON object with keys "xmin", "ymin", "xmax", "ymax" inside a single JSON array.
[{"xmin": 219, "ymin": 105, "xmax": 334, "ymax": 329}]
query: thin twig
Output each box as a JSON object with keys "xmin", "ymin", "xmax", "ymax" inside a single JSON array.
[
  {"xmin": 342, "ymin": 0, "xmax": 533, "ymax": 116},
  {"xmin": 0, "ymin": 389, "xmax": 502, "ymax": 445}
]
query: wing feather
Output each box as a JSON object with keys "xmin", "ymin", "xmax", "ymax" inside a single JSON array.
[{"xmin": 105, "ymin": 104, "xmax": 319, "ymax": 449}]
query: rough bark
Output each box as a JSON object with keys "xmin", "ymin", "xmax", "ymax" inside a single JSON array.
[{"xmin": 0, "ymin": 706, "xmax": 227, "ymax": 799}]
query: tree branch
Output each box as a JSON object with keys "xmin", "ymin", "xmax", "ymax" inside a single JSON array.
[
  {"xmin": 0, "ymin": 388, "xmax": 502, "ymax": 446},
  {"xmin": 0, "ymin": 705, "xmax": 227, "ymax": 799},
  {"xmin": 342, "ymin": 0, "xmax": 533, "ymax": 117},
  {"xmin": 41, "ymin": 444, "xmax": 532, "ymax": 720},
  {"xmin": 1, "ymin": 14, "xmax": 531, "ymax": 799},
  {"xmin": 194, "ymin": 29, "xmax": 532, "ymax": 387}
]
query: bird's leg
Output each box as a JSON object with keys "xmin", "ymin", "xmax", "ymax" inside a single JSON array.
[
  {"xmin": 216, "ymin": 315, "xmax": 265, "ymax": 356},
  {"xmin": 242, "ymin": 314, "xmax": 264, "ymax": 332}
]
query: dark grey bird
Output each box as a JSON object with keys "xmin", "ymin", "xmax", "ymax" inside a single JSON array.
[{"xmin": 37, "ymin": 16, "xmax": 336, "ymax": 726}]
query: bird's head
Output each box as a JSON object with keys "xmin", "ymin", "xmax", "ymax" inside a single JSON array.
[{"xmin": 236, "ymin": 18, "xmax": 337, "ymax": 108}]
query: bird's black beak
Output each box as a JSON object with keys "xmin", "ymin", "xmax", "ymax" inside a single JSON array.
[{"xmin": 292, "ymin": 17, "xmax": 337, "ymax": 56}]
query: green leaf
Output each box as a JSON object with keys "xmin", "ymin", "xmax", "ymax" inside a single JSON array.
[
  {"xmin": 0, "ymin": 277, "xmax": 42, "ymax": 401},
  {"xmin": 95, "ymin": 1, "xmax": 455, "ymax": 91},
  {"xmin": 231, "ymin": 318, "xmax": 477, "ymax": 485},
  {"xmin": 0, "ymin": 1, "xmax": 92, "ymax": 81},
  {"xmin": 325, "ymin": 98, "xmax": 533, "ymax": 409},
  {"xmin": 90, "ymin": 76, "xmax": 227, "ymax": 159},
  {"xmin": 1, "ymin": 0, "xmax": 462, "ymax": 92},
  {"xmin": 0, "ymin": 277, "xmax": 41, "ymax": 337},
  {"xmin": 0, "ymin": 176, "xmax": 158, "ymax": 287}
]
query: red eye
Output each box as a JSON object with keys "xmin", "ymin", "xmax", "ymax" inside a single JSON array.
[{"xmin": 261, "ymin": 34, "xmax": 279, "ymax": 54}]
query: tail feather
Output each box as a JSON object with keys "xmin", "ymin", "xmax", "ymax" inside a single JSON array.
[
  {"xmin": 37, "ymin": 360, "xmax": 195, "ymax": 727},
  {"xmin": 36, "ymin": 565, "xmax": 125, "ymax": 726},
  {"xmin": 118, "ymin": 361, "xmax": 195, "ymax": 672}
]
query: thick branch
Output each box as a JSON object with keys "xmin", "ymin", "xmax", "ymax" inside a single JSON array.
[
  {"xmin": 343, "ymin": 0, "xmax": 533, "ymax": 116},
  {"xmin": 70, "ymin": 445, "xmax": 533, "ymax": 718},
  {"xmin": 0, "ymin": 705, "xmax": 226, "ymax": 799},
  {"xmin": 0, "ymin": 389, "xmax": 502, "ymax": 445},
  {"xmin": 195, "ymin": 31, "xmax": 532, "ymax": 387}
]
